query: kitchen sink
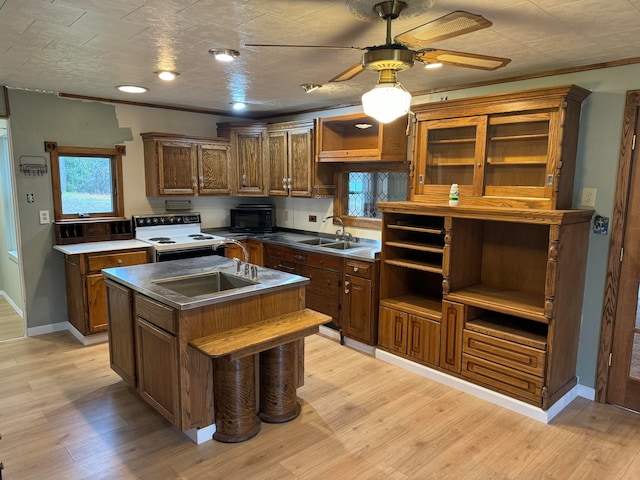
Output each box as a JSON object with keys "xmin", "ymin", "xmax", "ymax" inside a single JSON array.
[
  {"xmin": 296, "ymin": 238, "xmax": 338, "ymax": 246},
  {"xmin": 319, "ymin": 242, "xmax": 358, "ymax": 250},
  {"xmin": 153, "ymin": 271, "xmax": 259, "ymax": 297}
]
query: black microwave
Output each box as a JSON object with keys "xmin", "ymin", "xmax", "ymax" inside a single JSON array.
[{"xmin": 230, "ymin": 204, "xmax": 276, "ymax": 233}]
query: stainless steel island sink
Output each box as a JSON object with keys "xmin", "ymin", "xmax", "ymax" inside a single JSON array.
[
  {"xmin": 296, "ymin": 238, "xmax": 338, "ymax": 246},
  {"xmin": 153, "ymin": 271, "xmax": 259, "ymax": 297},
  {"xmin": 318, "ymin": 242, "xmax": 358, "ymax": 250}
]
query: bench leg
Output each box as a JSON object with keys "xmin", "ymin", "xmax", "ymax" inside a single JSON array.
[
  {"xmin": 212, "ymin": 355, "xmax": 261, "ymax": 443},
  {"xmin": 259, "ymin": 342, "xmax": 301, "ymax": 423}
]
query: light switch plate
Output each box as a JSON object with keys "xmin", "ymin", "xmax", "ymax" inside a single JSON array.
[{"xmin": 39, "ymin": 210, "xmax": 50, "ymax": 224}]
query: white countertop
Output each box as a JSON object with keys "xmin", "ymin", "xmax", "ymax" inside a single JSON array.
[{"xmin": 53, "ymin": 239, "xmax": 151, "ymax": 255}]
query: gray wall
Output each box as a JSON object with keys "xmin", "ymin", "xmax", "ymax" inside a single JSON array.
[{"xmin": 7, "ymin": 62, "xmax": 640, "ymax": 389}]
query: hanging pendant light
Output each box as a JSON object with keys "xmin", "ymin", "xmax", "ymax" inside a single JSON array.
[{"xmin": 361, "ymin": 69, "xmax": 411, "ymax": 123}]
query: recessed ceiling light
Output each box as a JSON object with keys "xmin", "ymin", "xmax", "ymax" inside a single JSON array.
[
  {"xmin": 424, "ymin": 62, "xmax": 443, "ymax": 69},
  {"xmin": 300, "ymin": 83, "xmax": 322, "ymax": 93},
  {"xmin": 157, "ymin": 71, "xmax": 179, "ymax": 81},
  {"xmin": 209, "ymin": 48, "xmax": 240, "ymax": 62},
  {"xmin": 355, "ymin": 123, "xmax": 373, "ymax": 129},
  {"xmin": 116, "ymin": 85, "xmax": 149, "ymax": 93},
  {"xmin": 232, "ymin": 102, "xmax": 246, "ymax": 110}
]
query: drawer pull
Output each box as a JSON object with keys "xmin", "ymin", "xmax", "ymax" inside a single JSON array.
[
  {"xmin": 353, "ymin": 266, "xmax": 358, "ymax": 272},
  {"xmin": 117, "ymin": 259, "xmax": 123, "ymax": 264}
]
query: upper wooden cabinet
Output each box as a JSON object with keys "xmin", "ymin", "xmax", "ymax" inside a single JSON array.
[
  {"xmin": 266, "ymin": 120, "xmax": 315, "ymax": 197},
  {"xmin": 411, "ymin": 85, "xmax": 590, "ymax": 209},
  {"xmin": 141, "ymin": 132, "xmax": 231, "ymax": 196},
  {"xmin": 217, "ymin": 123, "xmax": 267, "ymax": 196},
  {"xmin": 317, "ymin": 113, "xmax": 408, "ymax": 162}
]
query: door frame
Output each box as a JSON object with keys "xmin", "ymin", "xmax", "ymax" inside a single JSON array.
[{"xmin": 595, "ymin": 89, "xmax": 640, "ymax": 402}]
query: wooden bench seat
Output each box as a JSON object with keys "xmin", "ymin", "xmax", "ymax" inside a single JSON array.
[{"xmin": 189, "ymin": 308, "xmax": 331, "ymax": 443}]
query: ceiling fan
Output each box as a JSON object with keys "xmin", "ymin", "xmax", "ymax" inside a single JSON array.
[{"xmin": 246, "ymin": 0, "xmax": 511, "ymax": 122}]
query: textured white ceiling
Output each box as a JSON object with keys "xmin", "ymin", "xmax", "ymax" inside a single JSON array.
[{"xmin": 1, "ymin": 0, "xmax": 639, "ymax": 118}]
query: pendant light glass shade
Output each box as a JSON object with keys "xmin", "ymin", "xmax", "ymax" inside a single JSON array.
[{"xmin": 361, "ymin": 81, "xmax": 411, "ymax": 123}]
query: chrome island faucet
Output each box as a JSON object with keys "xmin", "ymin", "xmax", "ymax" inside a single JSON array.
[{"xmin": 213, "ymin": 239, "xmax": 258, "ymax": 280}]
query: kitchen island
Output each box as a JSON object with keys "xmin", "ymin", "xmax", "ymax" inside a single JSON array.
[{"xmin": 102, "ymin": 256, "xmax": 316, "ymax": 444}]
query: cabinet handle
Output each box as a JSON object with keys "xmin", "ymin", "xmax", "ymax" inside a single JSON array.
[
  {"xmin": 287, "ymin": 177, "xmax": 292, "ymax": 188},
  {"xmin": 325, "ymin": 279, "xmax": 331, "ymax": 286},
  {"xmin": 353, "ymin": 266, "xmax": 358, "ymax": 272},
  {"xmin": 282, "ymin": 177, "xmax": 287, "ymax": 190},
  {"xmin": 242, "ymin": 174, "xmax": 246, "ymax": 186},
  {"xmin": 117, "ymin": 259, "xmax": 123, "ymax": 264},
  {"xmin": 199, "ymin": 175, "xmax": 204, "ymax": 188},
  {"xmin": 344, "ymin": 280, "xmax": 350, "ymax": 294},
  {"xmin": 192, "ymin": 176, "xmax": 197, "ymax": 189}
]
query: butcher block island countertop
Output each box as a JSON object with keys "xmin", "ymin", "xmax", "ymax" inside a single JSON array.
[{"xmin": 102, "ymin": 256, "xmax": 320, "ymax": 444}]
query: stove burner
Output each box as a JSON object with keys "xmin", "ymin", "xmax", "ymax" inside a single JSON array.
[
  {"xmin": 192, "ymin": 235, "xmax": 214, "ymax": 240},
  {"xmin": 158, "ymin": 240, "xmax": 176, "ymax": 244},
  {"xmin": 149, "ymin": 237, "xmax": 171, "ymax": 241}
]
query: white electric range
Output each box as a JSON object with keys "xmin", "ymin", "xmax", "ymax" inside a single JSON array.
[{"xmin": 132, "ymin": 213, "xmax": 227, "ymax": 262}]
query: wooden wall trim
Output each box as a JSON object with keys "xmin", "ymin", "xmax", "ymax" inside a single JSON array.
[
  {"xmin": 595, "ymin": 89, "xmax": 640, "ymax": 402},
  {"xmin": 1, "ymin": 86, "xmax": 9, "ymax": 118}
]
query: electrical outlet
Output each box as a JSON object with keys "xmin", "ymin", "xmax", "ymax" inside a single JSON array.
[
  {"xmin": 39, "ymin": 210, "xmax": 50, "ymax": 224},
  {"xmin": 581, "ymin": 187, "xmax": 596, "ymax": 207},
  {"xmin": 308, "ymin": 215, "xmax": 317, "ymax": 222}
]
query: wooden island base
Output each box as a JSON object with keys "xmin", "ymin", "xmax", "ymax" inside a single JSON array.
[{"xmin": 189, "ymin": 308, "xmax": 331, "ymax": 443}]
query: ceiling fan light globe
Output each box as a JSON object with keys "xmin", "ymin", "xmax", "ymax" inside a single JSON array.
[{"xmin": 361, "ymin": 83, "xmax": 411, "ymax": 123}]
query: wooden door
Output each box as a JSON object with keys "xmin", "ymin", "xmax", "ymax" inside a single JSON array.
[
  {"xmin": 106, "ymin": 280, "xmax": 136, "ymax": 387},
  {"xmin": 288, "ymin": 127, "xmax": 313, "ymax": 197},
  {"xmin": 440, "ymin": 301, "xmax": 464, "ymax": 373},
  {"xmin": 86, "ymin": 273, "xmax": 108, "ymax": 333},
  {"xmin": 378, "ymin": 306, "xmax": 407, "ymax": 354},
  {"xmin": 198, "ymin": 143, "xmax": 231, "ymax": 195},
  {"xmin": 343, "ymin": 274, "xmax": 372, "ymax": 344},
  {"xmin": 136, "ymin": 318, "xmax": 179, "ymax": 425},
  {"xmin": 408, "ymin": 314, "xmax": 440, "ymax": 366},
  {"xmin": 157, "ymin": 141, "xmax": 197, "ymax": 195},
  {"xmin": 607, "ymin": 108, "xmax": 640, "ymax": 411},
  {"xmin": 267, "ymin": 130, "xmax": 288, "ymax": 196},
  {"xmin": 233, "ymin": 129, "xmax": 265, "ymax": 195}
]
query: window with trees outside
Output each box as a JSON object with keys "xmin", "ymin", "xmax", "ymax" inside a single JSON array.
[{"xmin": 46, "ymin": 142, "xmax": 125, "ymax": 220}]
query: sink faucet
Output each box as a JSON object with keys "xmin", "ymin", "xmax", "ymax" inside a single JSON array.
[
  {"xmin": 212, "ymin": 238, "xmax": 249, "ymax": 264},
  {"xmin": 323, "ymin": 215, "xmax": 346, "ymax": 240}
]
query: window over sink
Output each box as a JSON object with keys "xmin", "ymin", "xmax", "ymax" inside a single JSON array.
[{"xmin": 334, "ymin": 166, "xmax": 408, "ymax": 228}]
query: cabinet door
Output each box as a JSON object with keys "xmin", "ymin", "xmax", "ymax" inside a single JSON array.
[
  {"xmin": 106, "ymin": 280, "xmax": 136, "ymax": 387},
  {"xmin": 199, "ymin": 143, "xmax": 231, "ymax": 195},
  {"xmin": 413, "ymin": 116, "xmax": 487, "ymax": 200},
  {"xmin": 136, "ymin": 317, "xmax": 179, "ymax": 426},
  {"xmin": 408, "ymin": 314, "xmax": 440, "ymax": 366},
  {"xmin": 378, "ymin": 306, "xmax": 408, "ymax": 354},
  {"xmin": 343, "ymin": 274, "xmax": 374, "ymax": 344},
  {"xmin": 484, "ymin": 112, "xmax": 553, "ymax": 200},
  {"xmin": 267, "ymin": 130, "xmax": 288, "ymax": 196},
  {"xmin": 247, "ymin": 240, "xmax": 264, "ymax": 266},
  {"xmin": 440, "ymin": 301, "xmax": 465, "ymax": 373},
  {"xmin": 64, "ymin": 256, "xmax": 86, "ymax": 334},
  {"xmin": 86, "ymin": 273, "xmax": 108, "ymax": 334},
  {"xmin": 298, "ymin": 264, "xmax": 341, "ymax": 324},
  {"xmin": 288, "ymin": 127, "xmax": 313, "ymax": 197},
  {"xmin": 157, "ymin": 141, "xmax": 198, "ymax": 195},
  {"xmin": 233, "ymin": 130, "xmax": 265, "ymax": 195}
]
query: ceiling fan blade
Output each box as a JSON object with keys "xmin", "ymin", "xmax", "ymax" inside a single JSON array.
[
  {"xmin": 416, "ymin": 49, "xmax": 510, "ymax": 71},
  {"xmin": 394, "ymin": 11, "xmax": 492, "ymax": 50},
  {"xmin": 245, "ymin": 43, "xmax": 363, "ymax": 51},
  {"xmin": 329, "ymin": 62, "xmax": 365, "ymax": 82}
]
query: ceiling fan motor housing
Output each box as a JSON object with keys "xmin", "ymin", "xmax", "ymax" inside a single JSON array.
[{"xmin": 362, "ymin": 46, "xmax": 415, "ymax": 72}]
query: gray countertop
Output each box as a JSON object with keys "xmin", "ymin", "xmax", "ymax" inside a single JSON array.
[
  {"xmin": 204, "ymin": 229, "xmax": 381, "ymax": 261},
  {"xmin": 53, "ymin": 239, "xmax": 151, "ymax": 255},
  {"xmin": 103, "ymin": 255, "xmax": 309, "ymax": 311}
]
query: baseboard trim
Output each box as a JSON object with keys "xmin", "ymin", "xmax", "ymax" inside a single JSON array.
[
  {"xmin": 27, "ymin": 321, "xmax": 68, "ymax": 337},
  {"xmin": 317, "ymin": 326, "xmax": 376, "ymax": 356},
  {"xmin": 375, "ymin": 348, "xmax": 582, "ymax": 424},
  {"xmin": 67, "ymin": 322, "xmax": 108, "ymax": 346},
  {"xmin": 0, "ymin": 290, "xmax": 23, "ymax": 317}
]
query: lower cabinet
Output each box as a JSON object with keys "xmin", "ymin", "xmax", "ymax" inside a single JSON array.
[
  {"xmin": 225, "ymin": 239, "xmax": 264, "ymax": 266},
  {"xmin": 342, "ymin": 258, "xmax": 379, "ymax": 345},
  {"xmin": 105, "ymin": 279, "xmax": 136, "ymax": 387},
  {"xmin": 64, "ymin": 248, "xmax": 150, "ymax": 335},
  {"xmin": 134, "ymin": 294, "xmax": 179, "ymax": 425}
]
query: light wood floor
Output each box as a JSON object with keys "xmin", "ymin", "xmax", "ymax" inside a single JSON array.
[
  {"xmin": 1, "ymin": 331, "xmax": 639, "ymax": 479},
  {"xmin": 0, "ymin": 296, "xmax": 24, "ymax": 341}
]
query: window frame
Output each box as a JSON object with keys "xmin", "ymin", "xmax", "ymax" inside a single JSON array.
[
  {"xmin": 46, "ymin": 141, "xmax": 126, "ymax": 221},
  {"xmin": 333, "ymin": 162, "xmax": 409, "ymax": 229}
]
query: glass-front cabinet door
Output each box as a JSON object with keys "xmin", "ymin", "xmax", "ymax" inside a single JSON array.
[
  {"xmin": 484, "ymin": 112, "xmax": 554, "ymax": 199},
  {"xmin": 413, "ymin": 116, "xmax": 487, "ymax": 200}
]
